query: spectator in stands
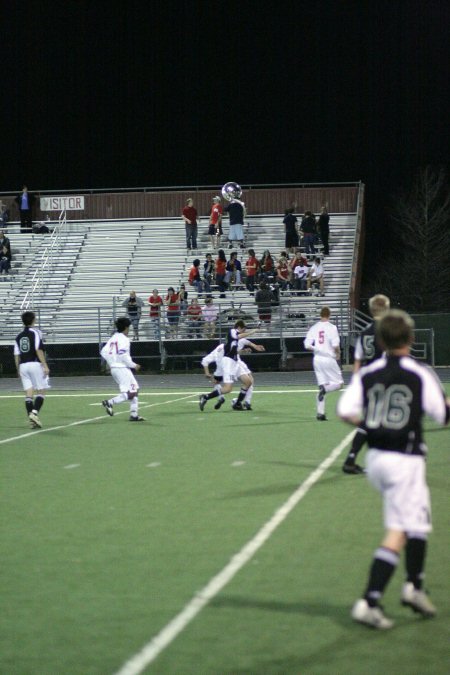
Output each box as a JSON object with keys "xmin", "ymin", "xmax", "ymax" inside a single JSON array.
[
  {"xmin": 289, "ymin": 250, "xmax": 308, "ymax": 282},
  {"xmin": 186, "ymin": 297, "xmax": 203, "ymax": 338},
  {"xmin": 245, "ymin": 248, "xmax": 259, "ymax": 293},
  {"xmin": 203, "ymin": 295, "xmax": 219, "ymax": 338},
  {"xmin": 307, "ymin": 256, "xmax": 325, "ymax": 295},
  {"xmin": 15, "ymin": 186, "xmax": 35, "ymax": 233},
  {"xmin": 188, "ymin": 258, "xmax": 204, "ymax": 295},
  {"xmin": 292, "ymin": 258, "xmax": 309, "ymax": 292},
  {"xmin": 215, "ymin": 249, "xmax": 227, "ymax": 297},
  {"xmin": 203, "ymin": 253, "xmax": 214, "ymax": 293},
  {"xmin": 148, "ymin": 289, "xmax": 163, "ymax": 340},
  {"xmin": 224, "ymin": 195, "xmax": 246, "ymax": 249},
  {"xmin": 165, "ymin": 287, "xmax": 181, "ymax": 337},
  {"xmin": 225, "ymin": 251, "xmax": 242, "ymax": 288},
  {"xmin": 260, "ymin": 249, "xmax": 275, "ymax": 283},
  {"xmin": 255, "ymin": 282, "xmax": 273, "ymax": 325},
  {"xmin": 283, "ymin": 207, "xmax": 299, "ymax": 252},
  {"xmin": 318, "ymin": 205, "xmax": 330, "ymax": 255},
  {"xmin": 0, "ymin": 242, "xmax": 12, "ymax": 275},
  {"xmin": 121, "ymin": 290, "xmax": 144, "ymax": 341},
  {"xmin": 300, "ymin": 210, "xmax": 317, "ymax": 255},
  {"xmin": 0, "ymin": 201, "xmax": 10, "ymax": 228},
  {"xmin": 182, "ymin": 198, "xmax": 198, "ymax": 251},
  {"xmin": 276, "ymin": 255, "xmax": 291, "ymax": 290},
  {"xmin": 179, "ymin": 283, "xmax": 188, "ymax": 314},
  {"xmin": 0, "ymin": 230, "xmax": 11, "ymax": 254},
  {"xmin": 208, "ymin": 196, "xmax": 223, "ymax": 249}
]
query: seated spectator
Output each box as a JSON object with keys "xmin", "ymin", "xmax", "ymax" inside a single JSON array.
[
  {"xmin": 202, "ymin": 295, "xmax": 219, "ymax": 338},
  {"xmin": 307, "ymin": 256, "xmax": 325, "ymax": 295},
  {"xmin": 245, "ymin": 248, "xmax": 259, "ymax": 293},
  {"xmin": 225, "ymin": 251, "xmax": 242, "ymax": 288},
  {"xmin": 300, "ymin": 210, "xmax": 317, "ymax": 255},
  {"xmin": 186, "ymin": 297, "xmax": 203, "ymax": 338},
  {"xmin": 121, "ymin": 290, "xmax": 143, "ymax": 341},
  {"xmin": 0, "ymin": 243, "xmax": 11, "ymax": 275},
  {"xmin": 148, "ymin": 289, "xmax": 163, "ymax": 339},
  {"xmin": 165, "ymin": 287, "xmax": 181, "ymax": 336},
  {"xmin": 289, "ymin": 250, "xmax": 308, "ymax": 284},
  {"xmin": 0, "ymin": 229, "xmax": 11, "ymax": 253},
  {"xmin": 276, "ymin": 256, "xmax": 291, "ymax": 290},
  {"xmin": 188, "ymin": 258, "xmax": 204, "ymax": 295},
  {"xmin": 255, "ymin": 282, "xmax": 273, "ymax": 324},
  {"xmin": 215, "ymin": 249, "xmax": 227, "ymax": 297},
  {"xmin": 0, "ymin": 202, "xmax": 10, "ymax": 228},
  {"xmin": 259, "ymin": 249, "xmax": 275, "ymax": 282},
  {"xmin": 293, "ymin": 260, "xmax": 309, "ymax": 291},
  {"xmin": 203, "ymin": 253, "xmax": 214, "ymax": 293}
]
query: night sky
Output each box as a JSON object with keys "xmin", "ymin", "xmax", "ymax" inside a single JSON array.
[{"xmin": 2, "ymin": 0, "xmax": 449, "ymax": 255}]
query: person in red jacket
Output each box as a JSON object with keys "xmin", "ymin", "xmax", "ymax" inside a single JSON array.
[
  {"xmin": 245, "ymin": 248, "xmax": 259, "ymax": 293},
  {"xmin": 182, "ymin": 198, "xmax": 198, "ymax": 250},
  {"xmin": 165, "ymin": 287, "xmax": 181, "ymax": 337}
]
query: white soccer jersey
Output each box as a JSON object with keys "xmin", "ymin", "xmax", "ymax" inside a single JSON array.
[
  {"xmin": 201, "ymin": 344, "xmax": 224, "ymax": 370},
  {"xmin": 304, "ymin": 320, "xmax": 340, "ymax": 358},
  {"xmin": 101, "ymin": 332, "xmax": 137, "ymax": 369}
]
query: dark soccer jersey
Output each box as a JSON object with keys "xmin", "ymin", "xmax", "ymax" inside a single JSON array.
[
  {"xmin": 224, "ymin": 201, "xmax": 244, "ymax": 225},
  {"xmin": 354, "ymin": 321, "xmax": 383, "ymax": 364},
  {"xmin": 223, "ymin": 328, "xmax": 240, "ymax": 360},
  {"xmin": 340, "ymin": 355, "xmax": 449, "ymax": 456},
  {"xmin": 14, "ymin": 327, "xmax": 44, "ymax": 363}
]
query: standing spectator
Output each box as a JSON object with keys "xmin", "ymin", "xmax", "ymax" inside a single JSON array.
[
  {"xmin": 0, "ymin": 201, "xmax": 10, "ymax": 228},
  {"xmin": 224, "ymin": 196, "xmax": 246, "ymax": 249},
  {"xmin": 215, "ymin": 249, "xmax": 227, "ymax": 297},
  {"xmin": 186, "ymin": 297, "xmax": 203, "ymax": 338},
  {"xmin": 307, "ymin": 256, "xmax": 325, "ymax": 295},
  {"xmin": 121, "ymin": 290, "xmax": 143, "ymax": 341},
  {"xmin": 318, "ymin": 205, "xmax": 330, "ymax": 255},
  {"xmin": 208, "ymin": 196, "xmax": 223, "ymax": 249},
  {"xmin": 337, "ymin": 310, "xmax": 449, "ymax": 630},
  {"xmin": 202, "ymin": 295, "xmax": 219, "ymax": 338},
  {"xmin": 15, "ymin": 186, "xmax": 35, "ymax": 233},
  {"xmin": 14, "ymin": 311, "xmax": 50, "ymax": 428},
  {"xmin": 304, "ymin": 306, "xmax": 344, "ymax": 421},
  {"xmin": 188, "ymin": 258, "xmax": 204, "ymax": 295},
  {"xmin": 203, "ymin": 253, "xmax": 214, "ymax": 293},
  {"xmin": 283, "ymin": 207, "xmax": 299, "ymax": 252},
  {"xmin": 165, "ymin": 287, "xmax": 181, "ymax": 337},
  {"xmin": 179, "ymin": 283, "xmax": 189, "ymax": 314},
  {"xmin": 182, "ymin": 198, "xmax": 198, "ymax": 251},
  {"xmin": 225, "ymin": 251, "xmax": 242, "ymax": 289},
  {"xmin": 260, "ymin": 249, "xmax": 275, "ymax": 283},
  {"xmin": 300, "ymin": 210, "xmax": 317, "ymax": 255},
  {"xmin": 255, "ymin": 282, "xmax": 273, "ymax": 325},
  {"xmin": 245, "ymin": 248, "xmax": 259, "ymax": 293},
  {"xmin": 100, "ymin": 317, "xmax": 145, "ymax": 422},
  {"xmin": 148, "ymin": 289, "xmax": 163, "ymax": 340}
]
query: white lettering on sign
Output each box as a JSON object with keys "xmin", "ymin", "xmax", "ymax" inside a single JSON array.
[{"xmin": 40, "ymin": 196, "xmax": 85, "ymax": 211}]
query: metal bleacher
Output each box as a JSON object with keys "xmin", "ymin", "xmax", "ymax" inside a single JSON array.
[{"xmin": 0, "ymin": 212, "xmax": 357, "ymax": 344}]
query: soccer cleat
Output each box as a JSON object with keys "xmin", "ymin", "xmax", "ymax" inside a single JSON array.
[
  {"xmin": 29, "ymin": 411, "xmax": 42, "ymax": 428},
  {"xmin": 102, "ymin": 400, "xmax": 114, "ymax": 416},
  {"xmin": 129, "ymin": 415, "xmax": 145, "ymax": 422},
  {"xmin": 214, "ymin": 396, "xmax": 225, "ymax": 410},
  {"xmin": 316, "ymin": 414, "xmax": 327, "ymax": 421},
  {"xmin": 351, "ymin": 599, "xmax": 394, "ymax": 630},
  {"xmin": 318, "ymin": 385, "xmax": 326, "ymax": 402},
  {"xmin": 199, "ymin": 395, "xmax": 208, "ymax": 411},
  {"xmin": 232, "ymin": 401, "xmax": 244, "ymax": 410},
  {"xmin": 342, "ymin": 462, "xmax": 366, "ymax": 475},
  {"xmin": 243, "ymin": 402, "xmax": 253, "ymax": 410},
  {"xmin": 401, "ymin": 582, "xmax": 437, "ymax": 617}
]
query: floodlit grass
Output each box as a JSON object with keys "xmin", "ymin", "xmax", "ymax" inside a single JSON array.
[{"xmin": 0, "ymin": 385, "xmax": 449, "ymax": 674}]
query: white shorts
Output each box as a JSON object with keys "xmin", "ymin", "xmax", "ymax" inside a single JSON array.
[
  {"xmin": 221, "ymin": 356, "xmax": 239, "ymax": 384},
  {"xmin": 234, "ymin": 359, "xmax": 251, "ymax": 380},
  {"xmin": 19, "ymin": 362, "xmax": 49, "ymax": 391},
  {"xmin": 313, "ymin": 355, "xmax": 343, "ymax": 387},
  {"xmin": 366, "ymin": 450, "xmax": 432, "ymax": 534},
  {"xmin": 111, "ymin": 367, "xmax": 139, "ymax": 394}
]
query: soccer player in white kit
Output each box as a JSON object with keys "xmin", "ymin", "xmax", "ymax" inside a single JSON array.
[
  {"xmin": 337, "ymin": 310, "xmax": 449, "ymax": 629},
  {"xmin": 304, "ymin": 306, "xmax": 343, "ymax": 420},
  {"xmin": 100, "ymin": 317, "xmax": 145, "ymax": 421}
]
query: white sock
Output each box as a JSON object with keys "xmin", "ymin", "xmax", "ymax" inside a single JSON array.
[
  {"xmin": 130, "ymin": 397, "xmax": 138, "ymax": 416},
  {"xmin": 245, "ymin": 385, "xmax": 253, "ymax": 404}
]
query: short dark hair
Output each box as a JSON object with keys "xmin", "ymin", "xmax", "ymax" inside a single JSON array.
[
  {"xmin": 115, "ymin": 316, "xmax": 131, "ymax": 333},
  {"xmin": 320, "ymin": 306, "xmax": 331, "ymax": 319},
  {"xmin": 234, "ymin": 319, "xmax": 246, "ymax": 329},
  {"xmin": 21, "ymin": 311, "xmax": 35, "ymax": 326},
  {"xmin": 377, "ymin": 310, "xmax": 414, "ymax": 351}
]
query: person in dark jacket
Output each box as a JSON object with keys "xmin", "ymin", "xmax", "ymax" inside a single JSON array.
[
  {"xmin": 15, "ymin": 186, "xmax": 36, "ymax": 233},
  {"xmin": 318, "ymin": 205, "xmax": 330, "ymax": 255}
]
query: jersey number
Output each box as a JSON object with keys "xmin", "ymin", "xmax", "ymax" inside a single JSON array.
[
  {"xmin": 108, "ymin": 340, "xmax": 119, "ymax": 354},
  {"xmin": 19, "ymin": 337, "xmax": 31, "ymax": 353},
  {"xmin": 366, "ymin": 383, "xmax": 413, "ymax": 430},
  {"xmin": 318, "ymin": 330, "xmax": 325, "ymax": 344},
  {"xmin": 363, "ymin": 335, "xmax": 375, "ymax": 359}
]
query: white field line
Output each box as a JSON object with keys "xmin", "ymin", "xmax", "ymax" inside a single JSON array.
[
  {"xmin": 0, "ymin": 389, "xmax": 323, "ymax": 399},
  {"xmin": 0, "ymin": 395, "xmax": 196, "ymax": 447},
  {"xmin": 114, "ymin": 430, "xmax": 356, "ymax": 675}
]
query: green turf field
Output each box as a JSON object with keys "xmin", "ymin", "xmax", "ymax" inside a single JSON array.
[{"xmin": 1, "ymin": 385, "xmax": 449, "ymax": 674}]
